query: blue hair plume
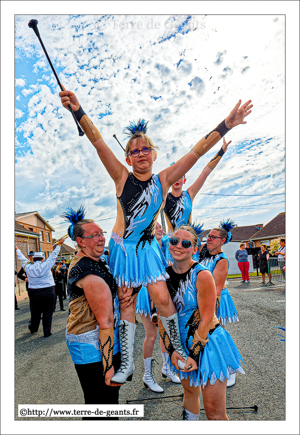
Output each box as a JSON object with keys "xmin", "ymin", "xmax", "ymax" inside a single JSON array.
[
  {"xmin": 192, "ymin": 221, "xmax": 205, "ymax": 246},
  {"xmin": 219, "ymin": 219, "xmax": 236, "ymax": 244},
  {"xmin": 123, "ymin": 118, "xmax": 149, "ymax": 137},
  {"xmin": 61, "ymin": 206, "xmax": 86, "ymax": 241}
]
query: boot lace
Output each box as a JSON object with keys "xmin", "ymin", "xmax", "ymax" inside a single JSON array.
[
  {"xmin": 167, "ymin": 318, "xmax": 185, "ymax": 357},
  {"xmin": 118, "ymin": 322, "xmax": 130, "ymax": 373}
]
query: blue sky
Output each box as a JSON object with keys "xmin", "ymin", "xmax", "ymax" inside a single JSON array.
[{"xmin": 14, "ymin": 13, "xmax": 287, "ymax": 244}]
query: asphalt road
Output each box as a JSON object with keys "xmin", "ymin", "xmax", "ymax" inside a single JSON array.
[{"xmin": 14, "ymin": 277, "xmax": 286, "ymax": 422}]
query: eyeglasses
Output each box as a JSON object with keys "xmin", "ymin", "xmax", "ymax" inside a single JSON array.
[
  {"xmin": 169, "ymin": 237, "xmax": 193, "ymax": 249},
  {"xmin": 207, "ymin": 234, "xmax": 222, "ymax": 240},
  {"xmin": 128, "ymin": 147, "xmax": 152, "ymax": 157},
  {"xmin": 81, "ymin": 232, "xmax": 107, "ymax": 240}
]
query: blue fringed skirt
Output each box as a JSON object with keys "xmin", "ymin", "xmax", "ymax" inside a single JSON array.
[
  {"xmin": 217, "ymin": 288, "xmax": 239, "ymax": 325},
  {"xmin": 135, "ymin": 286, "xmax": 151, "ymax": 317},
  {"xmin": 108, "ymin": 236, "xmax": 169, "ymax": 288},
  {"xmin": 169, "ymin": 325, "xmax": 245, "ymax": 388}
]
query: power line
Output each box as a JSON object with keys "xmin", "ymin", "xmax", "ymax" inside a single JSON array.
[{"xmin": 200, "ymin": 193, "xmax": 284, "ymax": 197}]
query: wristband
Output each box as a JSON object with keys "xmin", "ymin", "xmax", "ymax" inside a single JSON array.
[
  {"xmin": 188, "ymin": 330, "xmax": 209, "ymax": 361},
  {"xmin": 192, "ymin": 119, "xmax": 230, "ymax": 158},
  {"xmin": 74, "ymin": 106, "xmax": 102, "ymax": 143},
  {"xmin": 99, "ymin": 327, "xmax": 114, "ymax": 375},
  {"xmin": 206, "ymin": 146, "xmax": 225, "ymax": 171}
]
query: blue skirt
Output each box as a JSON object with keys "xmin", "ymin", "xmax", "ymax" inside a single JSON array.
[
  {"xmin": 135, "ymin": 286, "xmax": 151, "ymax": 317},
  {"xmin": 108, "ymin": 236, "xmax": 168, "ymax": 288},
  {"xmin": 217, "ymin": 288, "xmax": 239, "ymax": 325},
  {"xmin": 169, "ymin": 325, "xmax": 245, "ymax": 388}
]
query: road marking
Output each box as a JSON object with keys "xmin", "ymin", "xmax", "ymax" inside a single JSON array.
[{"xmin": 239, "ymin": 285, "xmax": 285, "ymax": 292}]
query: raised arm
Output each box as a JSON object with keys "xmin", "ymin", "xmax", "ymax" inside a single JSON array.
[
  {"xmin": 59, "ymin": 88, "xmax": 129, "ymax": 189},
  {"xmin": 188, "ymin": 137, "xmax": 231, "ymax": 202},
  {"xmin": 15, "ymin": 247, "xmax": 29, "ymax": 269},
  {"xmin": 159, "ymin": 99, "xmax": 252, "ymax": 196}
]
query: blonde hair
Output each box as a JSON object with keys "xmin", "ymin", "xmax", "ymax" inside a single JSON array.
[
  {"xmin": 173, "ymin": 225, "xmax": 198, "ymax": 248},
  {"xmin": 125, "ymin": 132, "xmax": 159, "ymax": 156},
  {"xmin": 240, "ymin": 243, "xmax": 245, "ymax": 248},
  {"xmin": 260, "ymin": 243, "xmax": 267, "ymax": 249}
]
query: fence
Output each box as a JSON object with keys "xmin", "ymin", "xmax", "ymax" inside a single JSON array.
[{"xmin": 267, "ymin": 258, "xmax": 285, "ymax": 285}]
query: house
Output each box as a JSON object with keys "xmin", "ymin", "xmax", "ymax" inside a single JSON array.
[
  {"xmin": 52, "ymin": 238, "xmax": 76, "ymax": 263},
  {"xmin": 15, "ymin": 211, "xmax": 55, "ymax": 259},
  {"xmin": 15, "ymin": 222, "xmax": 40, "ymax": 272},
  {"xmin": 230, "ymin": 224, "xmax": 264, "ymax": 248},
  {"xmin": 249, "ymin": 212, "xmax": 285, "ymax": 247}
]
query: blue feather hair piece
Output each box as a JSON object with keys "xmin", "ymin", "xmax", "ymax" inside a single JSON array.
[
  {"xmin": 192, "ymin": 221, "xmax": 205, "ymax": 246},
  {"xmin": 61, "ymin": 206, "xmax": 86, "ymax": 241},
  {"xmin": 123, "ymin": 118, "xmax": 149, "ymax": 137},
  {"xmin": 219, "ymin": 219, "xmax": 236, "ymax": 244}
]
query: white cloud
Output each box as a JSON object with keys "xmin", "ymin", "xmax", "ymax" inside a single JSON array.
[
  {"xmin": 15, "ymin": 14, "xmax": 286, "ymax": 237},
  {"xmin": 15, "ymin": 78, "xmax": 26, "ymax": 87}
]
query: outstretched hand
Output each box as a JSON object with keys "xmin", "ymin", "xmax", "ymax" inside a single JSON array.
[
  {"xmin": 221, "ymin": 137, "xmax": 232, "ymax": 153},
  {"xmin": 225, "ymin": 99, "xmax": 253, "ymax": 129},
  {"xmin": 59, "ymin": 85, "xmax": 81, "ymax": 112}
]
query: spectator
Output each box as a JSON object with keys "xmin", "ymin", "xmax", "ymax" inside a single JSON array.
[
  {"xmin": 15, "ymin": 239, "xmax": 64, "ymax": 337},
  {"xmin": 61, "ymin": 257, "xmax": 68, "ymax": 299},
  {"xmin": 258, "ymin": 244, "xmax": 270, "ymax": 286},
  {"xmin": 235, "ymin": 243, "xmax": 250, "ymax": 283},
  {"xmin": 54, "ymin": 260, "xmax": 66, "ymax": 311},
  {"xmin": 15, "ymin": 271, "xmax": 20, "ymax": 310},
  {"xmin": 274, "ymin": 238, "xmax": 285, "ymax": 279}
]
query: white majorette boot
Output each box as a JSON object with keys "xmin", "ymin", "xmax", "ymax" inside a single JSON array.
[
  {"xmin": 161, "ymin": 351, "xmax": 181, "ymax": 383},
  {"xmin": 160, "ymin": 313, "xmax": 188, "ymax": 370},
  {"xmin": 111, "ymin": 320, "xmax": 136, "ymax": 384},
  {"xmin": 227, "ymin": 372, "xmax": 236, "ymax": 387},
  {"xmin": 143, "ymin": 357, "xmax": 164, "ymax": 393},
  {"xmin": 182, "ymin": 407, "xmax": 199, "ymax": 420}
]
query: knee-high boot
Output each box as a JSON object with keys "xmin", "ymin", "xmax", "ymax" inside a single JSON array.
[
  {"xmin": 161, "ymin": 352, "xmax": 181, "ymax": 383},
  {"xmin": 160, "ymin": 313, "xmax": 188, "ymax": 369},
  {"xmin": 111, "ymin": 320, "xmax": 136, "ymax": 384}
]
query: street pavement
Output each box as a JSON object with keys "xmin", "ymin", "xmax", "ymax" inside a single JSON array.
[{"xmin": 14, "ymin": 277, "xmax": 285, "ymax": 422}]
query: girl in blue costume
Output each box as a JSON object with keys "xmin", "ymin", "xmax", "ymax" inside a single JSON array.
[
  {"xmin": 159, "ymin": 225, "xmax": 244, "ymax": 420},
  {"xmin": 161, "ymin": 136, "xmax": 231, "ymax": 265},
  {"xmin": 60, "ymin": 87, "xmax": 252, "ymax": 384},
  {"xmin": 199, "ymin": 219, "xmax": 239, "ymax": 387},
  {"xmin": 135, "ymin": 222, "xmax": 181, "ymax": 392}
]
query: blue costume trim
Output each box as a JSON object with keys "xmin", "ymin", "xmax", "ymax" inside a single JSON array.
[{"xmin": 135, "ymin": 286, "xmax": 151, "ymax": 317}]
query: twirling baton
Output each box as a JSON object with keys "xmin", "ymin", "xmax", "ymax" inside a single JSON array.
[
  {"xmin": 53, "ymin": 234, "xmax": 69, "ymax": 246},
  {"xmin": 28, "ymin": 19, "xmax": 84, "ymax": 137},
  {"xmin": 113, "ymin": 134, "xmax": 126, "ymax": 152}
]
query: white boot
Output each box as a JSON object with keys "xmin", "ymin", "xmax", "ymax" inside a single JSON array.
[
  {"xmin": 111, "ymin": 320, "xmax": 136, "ymax": 384},
  {"xmin": 160, "ymin": 313, "xmax": 188, "ymax": 369},
  {"xmin": 161, "ymin": 352, "xmax": 181, "ymax": 383},
  {"xmin": 227, "ymin": 372, "xmax": 236, "ymax": 387},
  {"xmin": 182, "ymin": 407, "xmax": 199, "ymax": 420},
  {"xmin": 143, "ymin": 357, "xmax": 164, "ymax": 393}
]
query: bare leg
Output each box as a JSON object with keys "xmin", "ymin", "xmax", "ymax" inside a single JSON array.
[
  {"xmin": 201, "ymin": 378, "xmax": 229, "ymax": 420},
  {"xmin": 140, "ymin": 314, "xmax": 157, "ymax": 358},
  {"xmin": 181, "ymin": 377, "xmax": 201, "ymax": 416},
  {"xmin": 147, "ymin": 281, "xmax": 176, "ymax": 317},
  {"xmin": 117, "ymin": 285, "xmax": 135, "ymax": 323}
]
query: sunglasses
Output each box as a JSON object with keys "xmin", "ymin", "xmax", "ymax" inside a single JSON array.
[
  {"xmin": 169, "ymin": 237, "xmax": 193, "ymax": 249},
  {"xmin": 128, "ymin": 147, "xmax": 152, "ymax": 157}
]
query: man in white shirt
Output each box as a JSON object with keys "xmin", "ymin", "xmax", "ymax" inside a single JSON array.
[{"xmin": 15, "ymin": 238, "xmax": 65, "ymax": 337}]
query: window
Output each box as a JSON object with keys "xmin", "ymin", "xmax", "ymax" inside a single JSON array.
[
  {"xmin": 46, "ymin": 232, "xmax": 50, "ymax": 243},
  {"xmin": 39, "ymin": 230, "xmax": 44, "ymax": 241},
  {"xmin": 28, "ymin": 227, "xmax": 34, "ymax": 231}
]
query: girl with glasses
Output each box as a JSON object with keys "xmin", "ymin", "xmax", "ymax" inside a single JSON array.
[
  {"xmin": 60, "ymin": 87, "xmax": 252, "ymax": 384},
  {"xmin": 199, "ymin": 220, "xmax": 239, "ymax": 387},
  {"xmin": 159, "ymin": 225, "xmax": 244, "ymax": 420}
]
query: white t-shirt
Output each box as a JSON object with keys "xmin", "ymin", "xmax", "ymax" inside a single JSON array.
[{"xmin": 278, "ymin": 246, "xmax": 285, "ymax": 261}]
